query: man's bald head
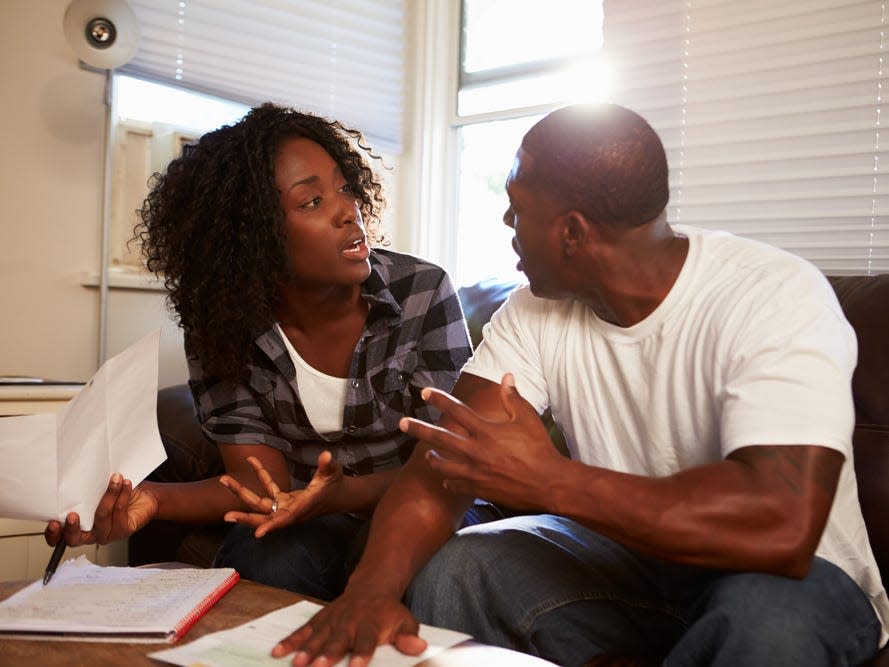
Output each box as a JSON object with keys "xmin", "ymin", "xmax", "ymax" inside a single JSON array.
[{"xmin": 520, "ymin": 104, "xmax": 669, "ymax": 227}]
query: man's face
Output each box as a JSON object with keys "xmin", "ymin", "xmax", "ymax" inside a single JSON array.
[{"xmin": 502, "ymin": 148, "xmax": 566, "ymax": 299}]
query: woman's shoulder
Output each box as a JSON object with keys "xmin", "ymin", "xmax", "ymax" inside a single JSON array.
[{"xmin": 370, "ymin": 248, "xmax": 449, "ymax": 283}]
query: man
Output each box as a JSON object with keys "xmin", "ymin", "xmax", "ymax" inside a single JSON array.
[{"xmin": 269, "ymin": 104, "xmax": 887, "ymax": 666}]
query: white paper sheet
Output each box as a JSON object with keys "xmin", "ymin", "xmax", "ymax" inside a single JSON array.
[
  {"xmin": 0, "ymin": 330, "xmax": 167, "ymax": 529},
  {"xmin": 149, "ymin": 600, "xmax": 472, "ymax": 667}
]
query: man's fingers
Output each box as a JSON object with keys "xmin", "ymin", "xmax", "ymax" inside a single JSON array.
[
  {"xmin": 394, "ymin": 633, "xmax": 428, "ymax": 656},
  {"xmin": 417, "ymin": 387, "xmax": 487, "ymax": 433},
  {"xmin": 287, "ymin": 622, "xmax": 334, "ymax": 667},
  {"xmin": 399, "ymin": 417, "xmax": 469, "ymax": 456},
  {"xmin": 392, "ymin": 615, "xmax": 425, "ymax": 655},
  {"xmin": 425, "ymin": 449, "xmax": 474, "ymax": 479},
  {"xmin": 348, "ymin": 622, "xmax": 380, "ymax": 667},
  {"xmin": 271, "ymin": 623, "xmax": 313, "ymax": 658}
]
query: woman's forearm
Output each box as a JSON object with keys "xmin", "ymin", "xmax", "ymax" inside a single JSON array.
[{"xmin": 143, "ymin": 467, "xmax": 270, "ymax": 523}]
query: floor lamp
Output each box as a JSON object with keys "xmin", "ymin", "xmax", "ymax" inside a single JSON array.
[{"xmin": 62, "ymin": 0, "xmax": 140, "ymax": 367}]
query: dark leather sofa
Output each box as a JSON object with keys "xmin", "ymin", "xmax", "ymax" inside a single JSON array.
[{"xmin": 132, "ymin": 275, "xmax": 889, "ymax": 664}]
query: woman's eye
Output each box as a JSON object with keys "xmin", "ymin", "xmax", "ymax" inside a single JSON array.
[
  {"xmin": 301, "ymin": 197, "xmax": 322, "ymax": 209},
  {"xmin": 340, "ymin": 183, "xmax": 354, "ymax": 194}
]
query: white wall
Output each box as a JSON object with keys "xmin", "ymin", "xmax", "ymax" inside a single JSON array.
[
  {"xmin": 0, "ymin": 0, "xmax": 106, "ymax": 383},
  {"xmin": 0, "ymin": 0, "xmax": 426, "ymax": 389}
]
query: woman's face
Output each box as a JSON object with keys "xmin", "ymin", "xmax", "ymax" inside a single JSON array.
[{"xmin": 274, "ymin": 136, "xmax": 371, "ymax": 287}]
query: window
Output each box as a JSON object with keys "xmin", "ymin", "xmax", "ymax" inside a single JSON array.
[
  {"xmin": 109, "ymin": 76, "xmax": 249, "ymax": 272},
  {"xmin": 445, "ymin": 0, "xmax": 887, "ymax": 286},
  {"xmin": 120, "ymin": 1, "xmax": 405, "ymax": 153},
  {"xmin": 603, "ymin": 0, "xmax": 887, "ymax": 275},
  {"xmin": 453, "ymin": 0, "xmax": 608, "ymax": 286}
]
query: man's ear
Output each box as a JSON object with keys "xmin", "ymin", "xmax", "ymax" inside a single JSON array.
[{"xmin": 559, "ymin": 211, "xmax": 589, "ymax": 256}]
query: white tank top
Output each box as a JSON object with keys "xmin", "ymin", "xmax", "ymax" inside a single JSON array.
[{"xmin": 275, "ymin": 323, "xmax": 348, "ymax": 439}]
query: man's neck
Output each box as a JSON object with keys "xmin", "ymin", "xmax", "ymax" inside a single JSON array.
[{"xmin": 578, "ymin": 218, "xmax": 688, "ymax": 327}]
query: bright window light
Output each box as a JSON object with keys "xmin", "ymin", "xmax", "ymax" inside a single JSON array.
[
  {"xmin": 462, "ymin": 0, "xmax": 603, "ymax": 73},
  {"xmin": 453, "ymin": 1, "xmax": 606, "ymax": 287},
  {"xmin": 455, "ymin": 115, "xmax": 543, "ymax": 286},
  {"xmin": 115, "ymin": 75, "xmax": 249, "ymax": 134}
]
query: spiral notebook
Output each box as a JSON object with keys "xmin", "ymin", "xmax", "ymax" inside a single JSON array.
[{"xmin": 0, "ymin": 557, "xmax": 239, "ymax": 643}]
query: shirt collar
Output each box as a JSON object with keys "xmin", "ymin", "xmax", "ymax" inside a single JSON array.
[{"xmin": 254, "ymin": 250, "xmax": 403, "ymax": 363}]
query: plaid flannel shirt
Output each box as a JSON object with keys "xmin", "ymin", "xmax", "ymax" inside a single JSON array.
[{"xmin": 187, "ymin": 249, "xmax": 472, "ymax": 487}]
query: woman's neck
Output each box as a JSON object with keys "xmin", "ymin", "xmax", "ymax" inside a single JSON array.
[{"xmin": 274, "ymin": 282, "xmax": 366, "ymax": 333}]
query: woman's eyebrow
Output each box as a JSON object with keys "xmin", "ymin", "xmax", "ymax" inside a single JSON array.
[{"xmin": 287, "ymin": 174, "xmax": 319, "ymax": 192}]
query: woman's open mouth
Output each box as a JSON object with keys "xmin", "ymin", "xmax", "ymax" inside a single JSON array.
[{"xmin": 342, "ymin": 237, "xmax": 369, "ymax": 261}]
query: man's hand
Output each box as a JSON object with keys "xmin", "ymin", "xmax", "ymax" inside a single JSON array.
[
  {"xmin": 271, "ymin": 590, "xmax": 427, "ymax": 667},
  {"xmin": 220, "ymin": 452, "xmax": 345, "ymax": 538},
  {"xmin": 44, "ymin": 474, "xmax": 159, "ymax": 547},
  {"xmin": 399, "ymin": 373, "xmax": 566, "ymax": 511}
]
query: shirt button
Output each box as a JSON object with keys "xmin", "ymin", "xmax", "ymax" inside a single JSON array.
[
  {"xmin": 351, "ymin": 380, "xmax": 359, "ymax": 388},
  {"xmin": 398, "ymin": 373, "xmax": 407, "ymax": 383},
  {"xmin": 346, "ymin": 425, "xmax": 357, "ymax": 434}
]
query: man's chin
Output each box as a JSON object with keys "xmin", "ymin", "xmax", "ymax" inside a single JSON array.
[{"xmin": 526, "ymin": 279, "xmax": 550, "ymax": 299}]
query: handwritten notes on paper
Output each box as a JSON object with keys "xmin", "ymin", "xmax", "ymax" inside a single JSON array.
[
  {"xmin": 0, "ymin": 330, "xmax": 167, "ymax": 529},
  {"xmin": 0, "ymin": 557, "xmax": 238, "ymax": 642}
]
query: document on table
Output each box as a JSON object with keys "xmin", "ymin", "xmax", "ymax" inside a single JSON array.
[
  {"xmin": 149, "ymin": 600, "xmax": 472, "ymax": 667},
  {"xmin": 0, "ymin": 330, "xmax": 167, "ymax": 529},
  {"xmin": 0, "ymin": 556, "xmax": 238, "ymax": 643}
]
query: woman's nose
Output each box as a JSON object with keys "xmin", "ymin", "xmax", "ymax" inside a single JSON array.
[{"xmin": 336, "ymin": 194, "xmax": 361, "ymax": 227}]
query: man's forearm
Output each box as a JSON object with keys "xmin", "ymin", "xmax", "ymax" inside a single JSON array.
[
  {"xmin": 345, "ymin": 449, "xmax": 472, "ymax": 597},
  {"xmin": 549, "ymin": 444, "xmax": 843, "ymax": 578},
  {"xmin": 334, "ymin": 468, "xmax": 400, "ymax": 514}
]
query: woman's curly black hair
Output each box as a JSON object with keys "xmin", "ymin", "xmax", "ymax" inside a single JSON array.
[{"xmin": 134, "ymin": 103, "xmax": 386, "ymax": 380}]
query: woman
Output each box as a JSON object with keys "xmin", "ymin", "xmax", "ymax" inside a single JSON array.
[{"xmin": 45, "ymin": 103, "xmax": 475, "ymax": 599}]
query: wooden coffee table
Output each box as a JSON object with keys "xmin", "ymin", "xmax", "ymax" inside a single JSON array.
[{"xmin": 0, "ymin": 576, "xmax": 555, "ymax": 666}]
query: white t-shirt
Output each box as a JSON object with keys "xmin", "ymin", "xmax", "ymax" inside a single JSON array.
[{"xmin": 463, "ymin": 225, "xmax": 888, "ymax": 642}]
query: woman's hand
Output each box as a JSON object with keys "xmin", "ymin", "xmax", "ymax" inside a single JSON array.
[
  {"xmin": 44, "ymin": 474, "xmax": 160, "ymax": 547},
  {"xmin": 220, "ymin": 451, "xmax": 345, "ymax": 538}
]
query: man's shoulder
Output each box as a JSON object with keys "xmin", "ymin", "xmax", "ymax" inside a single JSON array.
[{"xmin": 682, "ymin": 225, "xmax": 829, "ymax": 299}]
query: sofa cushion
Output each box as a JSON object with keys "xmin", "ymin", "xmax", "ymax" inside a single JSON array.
[
  {"xmin": 854, "ymin": 424, "xmax": 889, "ymax": 587},
  {"xmin": 151, "ymin": 384, "xmax": 224, "ymax": 483},
  {"xmin": 458, "ymin": 279, "xmax": 520, "ymax": 350},
  {"xmin": 827, "ymin": 276, "xmax": 889, "ymax": 425}
]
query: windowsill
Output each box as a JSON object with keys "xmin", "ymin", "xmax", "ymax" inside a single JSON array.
[{"xmin": 81, "ymin": 266, "xmax": 165, "ymax": 292}]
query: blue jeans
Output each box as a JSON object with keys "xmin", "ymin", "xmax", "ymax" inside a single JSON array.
[
  {"xmin": 214, "ymin": 500, "xmax": 504, "ymax": 600},
  {"xmin": 214, "ymin": 514, "xmax": 367, "ymax": 600},
  {"xmin": 405, "ymin": 514, "xmax": 881, "ymax": 667}
]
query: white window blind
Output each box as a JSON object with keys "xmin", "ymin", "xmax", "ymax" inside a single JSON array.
[
  {"xmin": 604, "ymin": 0, "xmax": 887, "ymax": 275},
  {"xmin": 120, "ymin": 0, "xmax": 405, "ymax": 152}
]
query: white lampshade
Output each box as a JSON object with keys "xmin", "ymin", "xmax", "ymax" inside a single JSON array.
[{"xmin": 62, "ymin": 0, "xmax": 140, "ymax": 70}]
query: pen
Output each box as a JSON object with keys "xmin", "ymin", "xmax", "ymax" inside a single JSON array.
[{"xmin": 43, "ymin": 541, "xmax": 67, "ymax": 585}]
